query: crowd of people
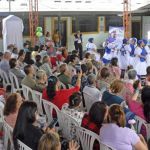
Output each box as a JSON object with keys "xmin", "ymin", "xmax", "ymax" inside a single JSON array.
[{"xmin": 0, "ymin": 32, "xmax": 150, "ymax": 150}]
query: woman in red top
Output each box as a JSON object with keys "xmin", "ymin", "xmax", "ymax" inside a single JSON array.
[
  {"xmin": 42, "ymin": 72, "xmax": 82, "ymax": 109},
  {"xmin": 81, "ymin": 101, "xmax": 108, "ymax": 150}
]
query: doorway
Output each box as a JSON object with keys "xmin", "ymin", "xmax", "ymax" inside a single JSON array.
[
  {"xmin": 54, "ymin": 19, "xmax": 67, "ymax": 47},
  {"xmin": 132, "ymin": 21, "xmax": 141, "ymax": 40}
]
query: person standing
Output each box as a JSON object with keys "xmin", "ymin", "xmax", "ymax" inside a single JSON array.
[
  {"xmin": 134, "ymin": 40, "xmax": 147, "ymax": 78},
  {"xmin": 53, "ymin": 29, "xmax": 61, "ymax": 48},
  {"xmin": 74, "ymin": 31, "xmax": 83, "ymax": 60}
]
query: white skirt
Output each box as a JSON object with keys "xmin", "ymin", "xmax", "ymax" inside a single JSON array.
[
  {"xmin": 118, "ymin": 54, "xmax": 129, "ymax": 70},
  {"xmin": 146, "ymin": 54, "xmax": 150, "ymax": 66},
  {"xmin": 135, "ymin": 61, "xmax": 147, "ymax": 76},
  {"xmin": 128, "ymin": 56, "xmax": 136, "ymax": 68}
]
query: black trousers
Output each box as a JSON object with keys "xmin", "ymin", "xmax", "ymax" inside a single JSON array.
[{"xmin": 74, "ymin": 43, "xmax": 83, "ymax": 60}]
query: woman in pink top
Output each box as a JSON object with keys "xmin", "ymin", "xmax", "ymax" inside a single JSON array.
[
  {"xmin": 4, "ymin": 93, "xmax": 23, "ymax": 128},
  {"xmin": 100, "ymin": 104, "xmax": 148, "ymax": 150},
  {"xmin": 109, "ymin": 57, "xmax": 121, "ymax": 79},
  {"xmin": 128, "ymin": 86, "xmax": 150, "ymax": 123}
]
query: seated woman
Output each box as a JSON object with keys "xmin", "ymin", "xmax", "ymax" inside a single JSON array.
[
  {"xmin": 81, "ymin": 101, "xmax": 107, "ymax": 135},
  {"xmin": 62, "ymin": 92, "xmax": 85, "ymax": 125},
  {"xmin": 35, "ymin": 70, "xmax": 47, "ymax": 93},
  {"xmin": 13, "ymin": 101, "xmax": 48, "ymax": 150},
  {"xmin": 128, "ymin": 86, "xmax": 150, "ymax": 122},
  {"xmin": 24, "ymin": 51, "xmax": 34, "ymax": 65},
  {"xmin": 4, "ymin": 93, "xmax": 22, "ymax": 128},
  {"xmin": 9, "ymin": 58, "xmax": 25, "ymax": 85},
  {"xmin": 35, "ymin": 55, "xmax": 42, "ymax": 68},
  {"xmin": 100, "ymin": 104, "xmax": 148, "ymax": 150},
  {"xmin": 40, "ymin": 55, "xmax": 52, "ymax": 77},
  {"xmin": 81, "ymin": 102, "xmax": 108, "ymax": 150},
  {"xmin": 17, "ymin": 49, "xmax": 26, "ymax": 70},
  {"xmin": 32, "ymin": 45, "xmax": 40, "ymax": 60},
  {"xmin": 102, "ymin": 79, "xmax": 124, "ymax": 106},
  {"xmin": 97, "ymin": 67, "xmax": 111, "ymax": 93},
  {"xmin": 57, "ymin": 63, "xmax": 71, "ymax": 87},
  {"xmin": 82, "ymin": 52, "xmax": 91, "ymax": 64},
  {"xmin": 42, "ymin": 72, "xmax": 81, "ymax": 109},
  {"xmin": 122, "ymin": 69, "xmax": 137, "ymax": 102},
  {"xmin": 71, "ymin": 64, "xmax": 88, "ymax": 91},
  {"xmin": 38, "ymin": 132, "xmax": 79, "ymax": 150},
  {"xmin": 109, "ymin": 57, "xmax": 121, "ymax": 79}
]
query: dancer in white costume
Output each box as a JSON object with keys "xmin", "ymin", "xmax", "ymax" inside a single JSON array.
[
  {"xmin": 143, "ymin": 39, "xmax": 150, "ymax": 66},
  {"xmin": 135, "ymin": 40, "xmax": 147, "ymax": 77},
  {"xmin": 118, "ymin": 39, "xmax": 131, "ymax": 70},
  {"xmin": 102, "ymin": 38, "xmax": 116, "ymax": 65},
  {"xmin": 128, "ymin": 38, "xmax": 137, "ymax": 67},
  {"xmin": 86, "ymin": 38, "xmax": 100, "ymax": 61}
]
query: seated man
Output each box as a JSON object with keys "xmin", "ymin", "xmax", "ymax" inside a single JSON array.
[
  {"xmin": 40, "ymin": 55, "xmax": 52, "ymax": 77},
  {"xmin": 21, "ymin": 64, "xmax": 36, "ymax": 90},
  {"xmin": 9, "ymin": 58, "xmax": 25, "ymax": 85},
  {"xmin": 83, "ymin": 73, "xmax": 102, "ymax": 101},
  {"xmin": 0, "ymin": 51, "xmax": 11, "ymax": 75}
]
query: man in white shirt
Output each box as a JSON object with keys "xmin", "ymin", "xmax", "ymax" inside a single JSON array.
[{"xmin": 83, "ymin": 73, "xmax": 102, "ymax": 111}]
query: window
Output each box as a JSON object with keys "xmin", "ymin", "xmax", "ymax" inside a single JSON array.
[
  {"xmin": 105, "ymin": 16, "xmax": 123, "ymax": 31},
  {"xmin": 0, "ymin": 16, "xmax": 5, "ymax": 38},
  {"xmin": 22, "ymin": 16, "xmax": 44, "ymax": 36},
  {"xmin": 72, "ymin": 16, "xmax": 98, "ymax": 33}
]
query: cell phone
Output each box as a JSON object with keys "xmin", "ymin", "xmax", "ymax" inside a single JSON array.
[
  {"xmin": 48, "ymin": 118, "xmax": 58, "ymax": 128},
  {"xmin": 75, "ymin": 64, "xmax": 81, "ymax": 73},
  {"xmin": 141, "ymin": 76, "xmax": 146, "ymax": 87}
]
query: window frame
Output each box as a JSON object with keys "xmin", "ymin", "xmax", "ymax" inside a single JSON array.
[{"xmin": 71, "ymin": 16, "xmax": 100, "ymax": 34}]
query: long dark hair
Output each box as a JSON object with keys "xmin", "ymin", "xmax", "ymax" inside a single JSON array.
[
  {"xmin": 47, "ymin": 76, "xmax": 58, "ymax": 100},
  {"xmin": 89, "ymin": 101, "xmax": 107, "ymax": 125},
  {"xmin": 13, "ymin": 101, "xmax": 37, "ymax": 149},
  {"xmin": 141, "ymin": 86, "xmax": 150, "ymax": 123}
]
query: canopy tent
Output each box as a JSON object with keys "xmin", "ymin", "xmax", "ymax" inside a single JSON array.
[{"xmin": 2, "ymin": 15, "xmax": 24, "ymax": 51}]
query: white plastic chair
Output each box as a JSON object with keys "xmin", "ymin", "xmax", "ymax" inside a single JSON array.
[
  {"xmin": 42, "ymin": 99, "xmax": 61, "ymax": 124},
  {"xmin": 0, "ymin": 68, "xmax": 11, "ymax": 88},
  {"xmin": 135, "ymin": 116, "xmax": 150, "ymax": 141},
  {"xmin": 17, "ymin": 139, "xmax": 32, "ymax": 150},
  {"xmin": 83, "ymin": 92, "xmax": 99, "ymax": 112},
  {"xmin": 60, "ymin": 81, "xmax": 66, "ymax": 89},
  {"xmin": 9, "ymin": 71, "xmax": 22, "ymax": 92},
  {"xmin": 21, "ymin": 84, "xmax": 33, "ymax": 101},
  {"xmin": 32, "ymin": 90, "xmax": 43, "ymax": 115},
  {"xmin": 76, "ymin": 126, "xmax": 115, "ymax": 150},
  {"xmin": 59, "ymin": 112, "xmax": 79, "ymax": 140},
  {"xmin": 3, "ymin": 120, "xmax": 14, "ymax": 150}
]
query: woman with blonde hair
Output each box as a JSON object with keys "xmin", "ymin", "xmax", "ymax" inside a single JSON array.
[
  {"xmin": 102, "ymin": 79, "xmax": 124, "ymax": 106},
  {"xmin": 100, "ymin": 104, "xmax": 148, "ymax": 150},
  {"xmin": 38, "ymin": 132, "xmax": 79, "ymax": 150}
]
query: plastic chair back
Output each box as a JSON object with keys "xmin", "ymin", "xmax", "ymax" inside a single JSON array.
[
  {"xmin": 42, "ymin": 99, "xmax": 61, "ymax": 124},
  {"xmin": 3, "ymin": 120, "xmax": 14, "ymax": 150},
  {"xmin": 76, "ymin": 126, "xmax": 115, "ymax": 150},
  {"xmin": 21, "ymin": 84, "xmax": 33, "ymax": 101},
  {"xmin": 17, "ymin": 139, "xmax": 32, "ymax": 150},
  {"xmin": 32, "ymin": 90, "xmax": 43, "ymax": 115},
  {"xmin": 9, "ymin": 71, "xmax": 21, "ymax": 92}
]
